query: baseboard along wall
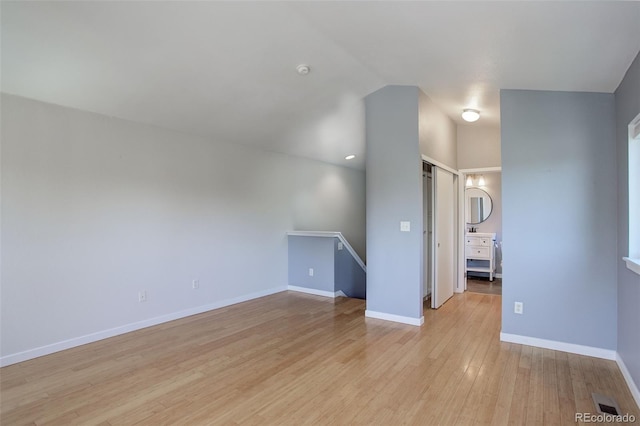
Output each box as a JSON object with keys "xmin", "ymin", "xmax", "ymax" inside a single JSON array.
[
  {"xmin": 287, "ymin": 285, "xmax": 345, "ymax": 298},
  {"xmin": 501, "ymin": 332, "xmax": 640, "ymax": 410},
  {"xmin": 365, "ymin": 310, "xmax": 424, "ymax": 326}
]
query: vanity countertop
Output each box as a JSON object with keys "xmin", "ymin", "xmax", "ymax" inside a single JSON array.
[{"xmin": 466, "ymin": 232, "xmax": 496, "ymax": 239}]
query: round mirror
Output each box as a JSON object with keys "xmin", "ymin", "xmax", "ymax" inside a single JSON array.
[{"xmin": 465, "ymin": 188, "xmax": 493, "ymax": 224}]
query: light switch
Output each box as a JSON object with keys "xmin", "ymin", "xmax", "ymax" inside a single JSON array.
[{"xmin": 400, "ymin": 221, "xmax": 411, "ymax": 232}]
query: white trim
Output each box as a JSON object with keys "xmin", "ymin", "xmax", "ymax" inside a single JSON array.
[
  {"xmin": 496, "ymin": 273, "xmax": 503, "ymax": 279},
  {"xmin": 459, "ymin": 166, "xmax": 502, "ymax": 173},
  {"xmin": 287, "ymin": 230, "xmax": 343, "ymax": 238},
  {"xmin": 365, "ymin": 310, "xmax": 424, "ymax": 326},
  {"xmin": 287, "ymin": 285, "xmax": 341, "ymax": 298},
  {"xmin": 630, "ymin": 112, "xmax": 640, "ymax": 140},
  {"xmin": 286, "ymin": 231, "xmax": 366, "ymax": 272},
  {"xmin": 421, "ymin": 155, "xmax": 459, "ymax": 176},
  {"xmin": 457, "ymin": 172, "xmax": 466, "ymax": 293},
  {"xmin": 623, "ymin": 257, "xmax": 640, "ymax": 276},
  {"xmin": 629, "ymin": 115, "xmax": 640, "ymax": 267},
  {"xmin": 0, "ymin": 285, "xmax": 287, "ymax": 367},
  {"xmin": 336, "ymin": 290, "xmax": 347, "ymax": 298},
  {"xmin": 616, "ymin": 353, "xmax": 640, "ymax": 409},
  {"xmin": 500, "ymin": 332, "xmax": 616, "ymax": 360}
]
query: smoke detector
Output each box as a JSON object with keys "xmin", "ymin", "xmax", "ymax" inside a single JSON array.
[{"xmin": 296, "ymin": 64, "xmax": 311, "ymax": 75}]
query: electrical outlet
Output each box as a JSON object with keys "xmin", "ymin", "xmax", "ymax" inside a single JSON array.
[
  {"xmin": 309, "ymin": 268, "xmax": 314, "ymax": 277},
  {"xmin": 192, "ymin": 279, "xmax": 200, "ymax": 289},
  {"xmin": 138, "ymin": 291, "xmax": 147, "ymax": 302},
  {"xmin": 337, "ymin": 242, "xmax": 344, "ymax": 251},
  {"xmin": 400, "ymin": 221, "xmax": 411, "ymax": 232},
  {"xmin": 514, "ymin": 301, "xmax": 523, "ymax": 314}
]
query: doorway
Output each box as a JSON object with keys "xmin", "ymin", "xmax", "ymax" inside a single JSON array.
[
  {"xmin": 423, "ymin": 160, "xmax": 458, "ymax": 309},
  {"xmin": 422, "ymin": 164, "xmax": 433, "ymax": 301},
  {"xmin": 460, "ymin": 168, "xmax": 503, "ymax": 295}
]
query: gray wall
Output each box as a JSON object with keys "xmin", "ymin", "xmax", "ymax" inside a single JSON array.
[
  {"xmin": 501, "ymin": 90, "xmax": 617, "ymax": 350},
  {"xmin": 365, "ymin": 86, "xmax": 423, "ymax": 320},
  {"xmin": 457, "ymin": 124, "xmax": 501, "ymax": 169},
  {"xmin": 0, "ymin": 94, "xmax": 366, "ymax": 359},
  {"xmin": 290, "ymin": 164, "xmax": 366, "ymax": 261},
  {"xmin": 419, "ymin": 91, "xmax": 458, "ymax": 170},
  {"xmin": 615, "ymin": 52, "xmax": 640, "ymax": 387},
  {"xmin": 288, "ymin": 237, "xmax": 335, "ymax": 292},
  {"xmin": 334, "ymin": 238, "xmax": 366, "ymax": 299},
  {"xmin": 287, "ymin": 235, "xmax": 366, "ymax": 298}
]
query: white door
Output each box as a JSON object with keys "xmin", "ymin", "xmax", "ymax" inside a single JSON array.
[
  {"xmin": 432, "ymin": 167, "xmax": 455, "ymax": 309},
  {"xmin": 423, "ymin": 171, "xmax": 433, "ymax": 298}
]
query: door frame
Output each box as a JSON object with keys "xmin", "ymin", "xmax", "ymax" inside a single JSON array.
[
  {"xmin": 422, "ymin": 165, "xmax": 433, "ymax": 300},
  {"xmin": 421, "ymin": 155, "xmax": 461, "ymax": 297},
  {"xmin": 459, "ymin": 166, "xmax": 502, "ymax": 291}
]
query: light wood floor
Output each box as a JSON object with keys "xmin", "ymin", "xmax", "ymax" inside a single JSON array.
[
  {"xmin": 467, "ymin": 278, "xmax": 502, "ymax": 296},
  {"xmin": 1, "ymin": 291, "xmax": 638, "ymax": 425}
]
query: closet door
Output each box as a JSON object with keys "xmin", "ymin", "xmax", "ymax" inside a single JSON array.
[{"xmin": 432, "ymin": 167, "xmax": 455, "ymax": 309}]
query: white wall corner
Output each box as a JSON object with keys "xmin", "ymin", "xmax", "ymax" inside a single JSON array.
[
  {"xmin": 616, "ymin": 353, "xmax": 640, "ymax": 410},
  {"xmin": 365, "ymin": 310, "xmax": 424, "ymax": 326},
  {"xmin": 0, "ymin": 285, "xmax": 288, "ymax": 367},
  {"xmin": 500, "ymin": 332, "xmax": 616, "ymax": 360}
]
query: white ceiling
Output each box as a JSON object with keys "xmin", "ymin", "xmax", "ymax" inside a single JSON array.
[{"xmin": 2, "ymin": 1, "xmax": 639, "ymax": 170}]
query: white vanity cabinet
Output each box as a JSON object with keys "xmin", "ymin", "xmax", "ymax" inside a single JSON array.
[{"xmin": 465, "ymin": 233, "xmax": 496, "ymax": 281}]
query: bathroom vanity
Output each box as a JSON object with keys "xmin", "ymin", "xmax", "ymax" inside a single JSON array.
[{"xmin": 465, "ymin": 232, "xmax": 496, "ymax": 281}]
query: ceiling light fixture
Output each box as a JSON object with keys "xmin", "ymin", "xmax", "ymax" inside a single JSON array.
[
  {"xmin": 296, "ymin": 64, "xmax": 311, "ymax": 75},
  {"xmin": 345, "ymin": 154, "xmax": 356, "ymax": 160},
  {"xmin": 462, "ymin": 109, "xmax": 480, "ymax": 122}
]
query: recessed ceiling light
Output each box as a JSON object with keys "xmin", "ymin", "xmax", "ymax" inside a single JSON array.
[
  {"xmin": 345, "ymin": 154, "xmax": 356, "ymax": 160},
  {"xmin": 462, "ymin": 109, "xmax": 480, "ymax": 122},
  {"xmin": 296, "ymin": 64, "xmax": 311, "ymax": 75}
]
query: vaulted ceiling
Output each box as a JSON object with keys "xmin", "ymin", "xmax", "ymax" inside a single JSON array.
[{"xmin": 2, "ymin": 1, "xmax": 639, "ymax": 170}]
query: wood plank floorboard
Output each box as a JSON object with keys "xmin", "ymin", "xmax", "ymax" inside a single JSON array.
[
  {"xmin": 467, "ymin": 278, "xmax": 502, "ymax": 296},
  {"xmin": 1, "ymin": 291, "xmax": 638, "ymax": 425}
]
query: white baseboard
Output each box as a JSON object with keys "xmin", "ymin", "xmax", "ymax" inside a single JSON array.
[
  {"xmin": 496, "ymin": 273, "xmax": 503, "ymax": 279},
  {"xmin": 500, "ymin": 332, "xmax": 616, "ymax": 360},
  {"xmin": 616, "ymin": 353, "xmax": 640, "ymax": 409},
  {"xmin": 0, "ymin": 285, "xmax": 287, "ymax": 367},
  {"xmin": 365, "ymin": 310, "xmax": 424, "ymax": 326},
  {"xmin": 287, "ymin": 285, "xmax": 342, "ymax": 298}
]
